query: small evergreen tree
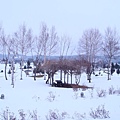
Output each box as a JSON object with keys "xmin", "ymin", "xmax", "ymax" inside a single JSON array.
[
  {"xmin": 115, "ymin": 63, "xmax": 120, "ymax": 69},
  {"xmin": 116, "ymin": 69, "xmax": 120, "ymax": 75},
  {"xmin": 111, "ymin": 62, "xmax": 115, "ymax": 75}
]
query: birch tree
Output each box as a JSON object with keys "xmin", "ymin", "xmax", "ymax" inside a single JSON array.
[
  {"xmin": 47, "ymin": 26, "xmax": 58, "ymax": 57},
  {"xmin": 58, "ymin": 35, "xmax": 71, "ymax": 82},
  {"xmin": 102, "ymin": 27, "xmax": 120, "ymax": 80},
  {"xmin": 0, "ymin": 27, "xmax": 9, "ymax": 80},
  {"xmin": 38, "ymin": 23, "xmax": 58, "ymax": 80},
  {"xmin": 3, "ymin": 35, "xmax": 9, "ymax": 80},
  {"xmin": 0, "ymin": 27, "xmax": 7, "ymax": 60},
  {"xmin": 33, "ymin": 35, "xmax": 44, "ymax": 80},
  {"xmin": 8, "ymin": 35, "xmax": 18, "ymax": 88},
  {"xmin": 14, "ymin": 24, "xmax": 32, "ymax": 80},
  {"xmin": 78, "ymin": 28, "xmax": 102, "ymax": 82}
]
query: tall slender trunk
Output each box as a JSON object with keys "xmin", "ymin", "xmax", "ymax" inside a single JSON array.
[
  {"xmin": 51, "ymin": 73, "xmax": 54, "ymax": 86},
  {"xmin": 44, "ymin": 46, "xmax": 46, "ymax": 80},
  {"xmin": 20, "ymin": 67, "xmax": 23, "ymax": 80},
  {"xmin": 44, "ymin": 70, "xmax": 46, "ymax": 80},
  {"xmin": 50, "ymin": 75, "xmax": 52, "ymax": 85},
  {"xmin": 60, "ymin": 70, "xmax": 62, "ymax": 80},
  {"xmin": 46, "ymin": 72, "xmax": 50, "ymax": 84},
  {"xmin": 108, "ymin": 61, "xmax": 111, "ymax": 80},
  {"xmin": 34, "ymin": 68, "xmax": 37, "ymax": 81},
  {"xmin": 67, "ymin": 72, "xmax": 69, "ymax": 84},
  {"xmin": 5, "ymin": 58, "xmax": 8, "ymax": 80},
  {"xmin": 70, "ymin": 70, "xmax": 73, "ymax": 84},
  {"xmin": 87, "ymin": 73, "xmax": 92, "ymax": 83},
  {"xmin": 11, "ymin": 57, "xmax": 15, "ymax": 88},
  {"xmin": 20, "ymin": 57, "xmax": 23, "ymax": 80},
  {"xmin": 64, "ymin": 72, "xmax": 66, "ymax": 84}
]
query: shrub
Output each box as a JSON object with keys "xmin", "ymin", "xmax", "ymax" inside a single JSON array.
[
  {"xmin": 18, "ymin": 109, "xmax": 26, "ymax": 120},
  {"xmin": 108, "ymin": 86, "xmax": 115, "ymax": 95},
  {"xmin": 80, "ymin": 92, "xmax": 84, "ymax": 98},
  {"xmin": 116, "ymin": 68, "xmax": 120, "ymax": 74},
  {"xmin": 88, "ymin": 89, "xmax": 94, "ymax": 98},
  {"xmin": 89, "ymin": 105, "xmax": 110, "ymax": 119},
  {"xmin": 8, "ymin": 69, "xmax": 11, "ymax": 74},
  {"xmin": 46, "ymin": 109, "xmax": 68, "ymax": 120},
  {"xmin": 47, "ymin": 91, "xmax": 56, "ymax": 102},
  {"xmin": 1, "ymin": 94, "xmax": 5, "ymax": 99},
  {"xmin": 113, "ymin": 88, "xmax": 120, "ymax": 95},
  {"xmin": 73, "ymin": 91, "xmax": 79, "ymax": 99},
  {"xmin": 24, "ymin": 65, "xmax": 27, "ymax": 69},
  {"xmin": 97, "ymin": 89, "xmax": 107, "ymax": 97},
  {"xmin": 0, "ymin": 107, "xmax": 16, "ymax": 120},
  {"xmin": 28, "ymin": 110, "xmax": 40, "ymax": 120}
]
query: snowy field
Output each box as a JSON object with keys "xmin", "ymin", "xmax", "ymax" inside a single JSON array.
[{"xmin": 0, "ymin": 63, "xmax": 120, "ymax": 120}]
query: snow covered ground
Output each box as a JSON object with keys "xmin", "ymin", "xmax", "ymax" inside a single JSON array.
[{"xmin": 0, "ymin": 63, "xmax": 120, "ymax": 120}]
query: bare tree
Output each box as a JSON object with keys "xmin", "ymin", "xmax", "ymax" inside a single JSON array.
[
  {"xmin": 38, "ymin": 23, "xmax": 58, "ymax": 80},
  {"xmin": 78, "ymin": 28, "xmax": 102, "ymax": 82},
  {"xmin": 45, "ymin": 60, "xmax": 59, "ymax": 85},
  {"xmin": 39, "ymin": 23, "xmax": 49, "ymax": 64},
  {"xmin": 0, "ymin": 27, "xmax": 7, "ymax": 60},
  {"xmin": 8, "ymin": 35, "xmax": 18, "ymax": 88},
  {"xmin": 0, "ymin": 26, "xmax": 12, "ymax": 81},
  {"xmin": 102, "ymin": 27, "xmax": 120, "ymax": 80},
  {"xmin": 47, "ymin": 26, "xmax": 58, "ymax": 57},
  {"xmin": 27, "ymin": 29, "xmax": 34, "ymax": 59},
  {"xmin": 67, "ymin": 60, "xmax": 76, "ymax": 84},
  {"xmin": 58, "ymin": 35, "xmax": 71, "ymax": 82},
  {"xmin": 59, "ymin": 35, "xmax": 71, "ymax": 57},
  {"xmin": 39, "ymin": 23, "xmax": 49, "ymax": 80},
  {"xmin": 33, "ymin": 35, "xmax": 43, "ymax": 80},
  {"xmin": 14, "ymin": 24, "xmax": 32, "ymax": 80},
  {"xmin": 3, "ymin": 35, "xmax": 10, "ymax": 80}
]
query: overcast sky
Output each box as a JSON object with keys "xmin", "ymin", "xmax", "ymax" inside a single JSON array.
[{"xmin": 0, "ymin": 0, "xmax": 120, "ymax": 55}]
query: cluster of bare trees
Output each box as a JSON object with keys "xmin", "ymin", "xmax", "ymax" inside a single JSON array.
[
  {"xmin": 0, "ymin": 23, "xmax": 120, "ymax": 87},
  {"xmin": 0, "ymin": 23, "xmax": 59, "ymax": 87},
  {"xmin": 78, "ymin": 27, "xmax": 120, "ymax": 81},
  {"xmin": 0, "ymin": 22, "xmax": 74, "ymax": 87},
  {"xmin": 45, "ymin": 58, "xmax": 89, "ymax": 86}
]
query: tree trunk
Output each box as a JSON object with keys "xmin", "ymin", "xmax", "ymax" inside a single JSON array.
[
  {"xmin": 50, "ymin": 76, "xmax": 52, "ymax": 85},
  {"xmin": 20, "ymin": 59, "xmax": 23, "ymax": 80},
  {"xmin": 108, "ymin": 62, "xmax": 111, "ymax": 80},
  {"xmin": 44, "ymin": 70, "xmax": 46, "ymax": 80},
  {"xmin": 20, "ymin": 68, "xmax": 23, "ymax": 80},
  {"xmin": 60, "ymin": 70, "xmax": 62, "ymax": 80},
  {"xmin": 34, "ymin": 68, "xmax": 36, "ymax": 81},
  {"xmin": 70, "ymin": 70, "xmax": 73, "ymax": 84},
  {"xmin": 51, "ymin": 74, "xmax": 54, "ymax": 86},
  {"xmin": 64, "ymin": 72, "xmax": 66, "ymax": 84},
  {"xmin": 11, "ymin": 59, "xmax": 14, "ymax": 88},
  {"xmin": 87, "ymin": 74, "xmax": 91, "ymax": 83},
  {"xmin": 46, "ymin": 72, "xmax": 50, "ymax": 84},
  {"xmin": 67, "ymin": 73, "xmax": 69, "ymax": 84},
  {"xmin": 5, "ymin": 58, "xmax": 8, "ymax": 80}
]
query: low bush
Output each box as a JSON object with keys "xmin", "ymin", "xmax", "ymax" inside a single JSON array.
[
  {"xmin": 89, "ymin": 105, "xmax": 110, "ymax": 119},
  {"xmin": 46, "ymin": 109, "xmax": 68, "ymax": 120},
  {"xmin": 97, "ymin": 89, "xmax": 107, "ymax": 97},
  {"xmin": 47, "ymin": 91, "xmax": 56, "ymax": 102}
]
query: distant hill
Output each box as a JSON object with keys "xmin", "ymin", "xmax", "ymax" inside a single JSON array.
[{"xmin": 0, "ymin": 54, "xmax": 120, "ymax": 63}]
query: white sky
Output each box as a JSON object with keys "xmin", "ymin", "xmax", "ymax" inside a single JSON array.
[{"xmin": 0, "ymin": 0, "xmax": 120, "ymax": 54}]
